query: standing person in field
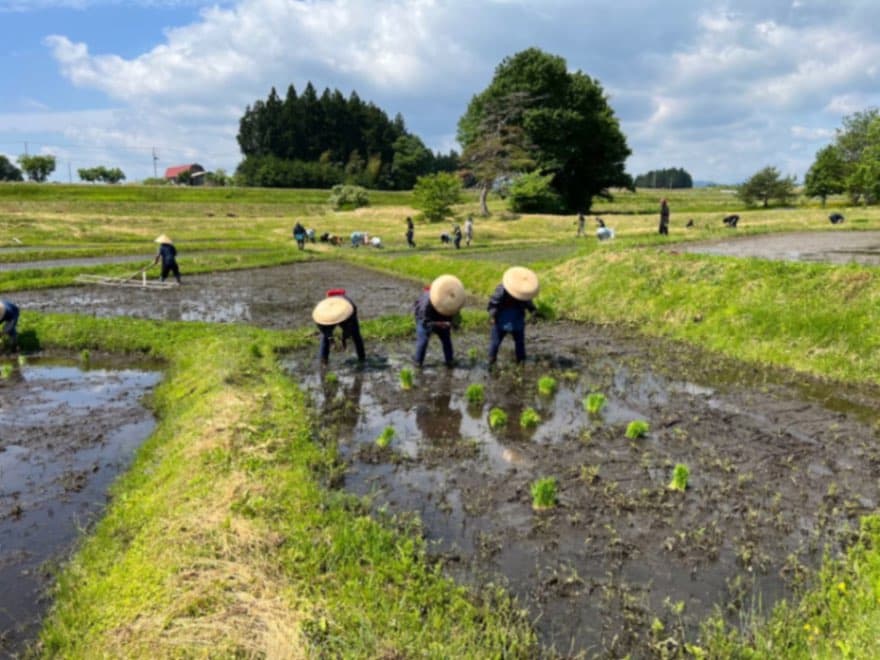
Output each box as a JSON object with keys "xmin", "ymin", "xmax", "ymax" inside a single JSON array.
[
  {"xmin": 659, "ymin": 198, "xmax": 670, "ymax": 235},
  {"xmin": 453, "ymin": 223, "xmax": 463, "ymax": 249},
  {"xmin": 464, "ymin": 215, "xmax": 474, "ymax": 246},
  {"xmin": 577, "ymin": 212, "xmax": 586, "ymax": 237},
  {"xmin": 487, "ymin": 266, "xmax": 539, "ymax": 365},
  {"xmin": 1, "ymin": 300, "xmax": 19, "ymax": 351},
  {"xmin": 405, "ymin": 216, "xmax": 416, "ymax": 248},
  {"xmin": 312, "ymin": 288, "xmax": 365, "ymax": 365},
  {"xmin": 150, "ymin": 234, "xmax": 181, "ymax": 284},
  {"xmin": 293, "ymin": 222, "xmax": 307, "ymax": 250},
  {"xmin": 413, "ymin": 275, "xmax": 465, "ymax": 368}
]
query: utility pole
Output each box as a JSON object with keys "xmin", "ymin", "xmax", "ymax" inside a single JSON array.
[
  {"xmin": 24, "ymin": 141, "xmax": 28, "ymax": 156},
  {"xmin": 152, "ymin": 147, "xmax": 158, "ymax": 179},
  {"xmin": 68, "ymin": 161, "xmax": 72, "ymax": 184}
]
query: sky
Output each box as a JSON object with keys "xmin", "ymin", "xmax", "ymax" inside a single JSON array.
[{"xmin": 1, "ymin": 0, "xmax": 879, "ymax": 185}]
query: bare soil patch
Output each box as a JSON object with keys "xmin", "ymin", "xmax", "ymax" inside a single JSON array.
[{"xmin": 680, "ymin": 230, "xmax": 880, "ymax": 265}]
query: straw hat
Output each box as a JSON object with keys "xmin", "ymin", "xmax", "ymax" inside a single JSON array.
[
  {"xmin": 429, "ymin": 274, "xmax": 465, "ymax": 316},
  {"xmin": 154, "ymin": 234, "xmax": 173, "ymax": 245},
  {"xmin": 502, "ymin": 266, "xmax": 539, "ymax": 301},
  {"xmin": 312, "ymin": 296, "xmax": 354, "ymax": 325}
]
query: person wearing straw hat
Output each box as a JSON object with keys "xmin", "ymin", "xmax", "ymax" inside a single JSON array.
[
  {"xmin": 313, "ymin": 289, "xmax": 365, "ymax": 365},
  {"xmin": 487, "ymin": 266, "xmax": 539, "ymax": 365},
  {"xmin": 413, "ymin": 274, "xmax": 465, "ymax": 367},
  {"xmin": 149, "ymin": 234, "xmax": 181, "ymax": 284},
  {"xmin": 0, "ymin": 300, "xmax": 19, "ymax": 351}
]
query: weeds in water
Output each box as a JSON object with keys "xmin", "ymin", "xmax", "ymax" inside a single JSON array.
[
  {"xmin": 530, "ymin": 477, "xmax": 558, "ymax": 510},
  {"xmin": 0, "ymin": 363, "xmax": 12, "ymax": 379},
  {"xmin": 583, "ymin": 392, "xmax": 606, "ymax": 415},
  {"xmin": 488, "ymin": 407, "xmax": 508, "ymax": 430},
  {"xmin": 324, "ymin": 371, "xmax": 338, "ymax": 385},
  {"xmin": 668, "ymin": 464, "xmax": 690, "ymax": 492},
  {"xmin": 399, "ymin": 368, "xmax": 414, "ymax": 390},
  {"xmin": 625, "ymin": 420, "xmax": 649, "ymax": 439},
  {"xmin": 376, "ymin": 426, "xmax": 395, "ymax": 448},
  {"xmin": 17, "ymin": 355, "xmax": 27, "ymax": 367},
  {"xmin": 537, "ymin": 376, "xmax": 557, "ymax": 396},
  {"xmin": 520, "ymin": 407, "xmax": 541, "ymax": 429},
  {"xmin": 79, "ymin": 349, "xmax": 90, "ymax": 364},
  {"xmin": 465, "ymin": 383, "xmax": 484, "ymax": 405},
  {"xmin": 467, "ymin": 347, "xmax": 479, "ymax": 362}
]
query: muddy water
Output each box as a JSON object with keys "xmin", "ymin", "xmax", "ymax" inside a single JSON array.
[
  {"xmin": 0, "ymin": 354, "xmax": 161, "ymax": 654},
  {"xmin": 286, "ymin": 324, "xmax": 880, "ymax": 656},
  {"xmin": 682, "ymin": 230, "xmax": 880, "ymax": 265},
  {"xmin": 9, "ymin": 262, "xmax": 421, "ymax": 329}
]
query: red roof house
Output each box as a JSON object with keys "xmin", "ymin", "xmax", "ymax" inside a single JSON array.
[{"xmin": 164, "ymin": 163, "xmax": 205, "ymax": 185}]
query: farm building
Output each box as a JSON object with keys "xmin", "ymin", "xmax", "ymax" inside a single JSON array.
[{"xmin": 164, "ymin": 163, "xmax": 205, "ymax": 185}]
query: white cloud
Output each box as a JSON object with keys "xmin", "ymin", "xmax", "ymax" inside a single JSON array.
[{"xmin": 0, "ymin": 0, "xmax": 227, "ymax": 11}]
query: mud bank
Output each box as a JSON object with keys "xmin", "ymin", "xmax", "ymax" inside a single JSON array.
[
  {"xmin": 681, "ymin": 230, "xmax": 880, "ymax": 265},
  {"xmin": 0, "ymin": 354, "xmax": 161, "ymax": 654},
  {"xmin": 9, "ymin": 262, "xmax": 422, "ymax": 329},
  {"xmin": 286, "ymin": 323, "xmax": 880, "ymax": 656}
]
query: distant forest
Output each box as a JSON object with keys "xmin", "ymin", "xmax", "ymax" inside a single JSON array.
[
  {"xmin": 236, "ymin": 83, "xmax": 458, "ymax": 189},
  {"xmin": 634, "ymin": 168, "xmax": 693, "ymax": 189}
]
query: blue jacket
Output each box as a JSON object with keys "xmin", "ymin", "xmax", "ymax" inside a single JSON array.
[{"xmin": 487, "ymin": 284, "xmax": 535, "ymax": 331}]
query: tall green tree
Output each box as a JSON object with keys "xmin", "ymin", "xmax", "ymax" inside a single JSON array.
[
  {"xmin": 458, "ymin": 48, "xmax": 632, "ymax": 213},
  {"xmin": 0, "ymin": 155, "xmax": 23, "ymax": 181},
  {"xmin": 18, "ymin": 154, "xmax": 56, "ymax": 182},
  {"xmin": 391, "ymin": 134, "xmax": 433, "ymax": 190},
  {"xmin": 737, "ymin": 166, "xmax": 796, "ymax": 207},
  {"xmin": 413, "ymin": 172, "xmax": 462, "ymax": 222},
  {"xmin": 844, "ymin": 116, "xmax": 880, "ymax": 205},
  {"xmin": 804, "ymin": 146, "xmax": 846, "ymax": 206},
  {"xmin": 634, "ymin": 167, "xmax": 693, "ymax": 189}
]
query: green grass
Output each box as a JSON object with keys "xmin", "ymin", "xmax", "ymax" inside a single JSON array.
[
  {"xmin": 583, "ymin": 392, "xmax": 607, "ymax": 415},
  {"xmin": 465, "ymin": 383, "xmax": 485, "ymax": 405},
  {"xmin": 668, "ymin": 464, "xmax": 690, "ymax": 492},
  {"xmin": 488, "ymin": 407, "xmax": 508, "ymax": 430},
  {"xmin": 399, "ymin": 367, "xmax": 414, "ymax": 390},
  {"xmin": 537, "ymin": 376, "xmax": 557, "ymax": 396},
  {"xmin": 376, "ymin": 426, "xmax": 396, "ymax": 448}
]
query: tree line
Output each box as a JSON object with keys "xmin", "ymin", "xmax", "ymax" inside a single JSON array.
[
  {"xmin": 634, "ymin": 168, "xmax": 693, "ymax": 189},
  {"xmin": 236, "ymin": 83, "xmax": 458, "ymax": 189}
]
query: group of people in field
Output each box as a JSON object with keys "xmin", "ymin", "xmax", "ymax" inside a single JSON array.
[{"xmin": 312, "ymin": 266, "xmax": 539, "ymax": 368}]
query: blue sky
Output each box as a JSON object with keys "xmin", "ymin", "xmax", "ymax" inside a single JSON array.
[{"xmin": 1, "ymin": 0, "xmax": 879, "ymax": 184}]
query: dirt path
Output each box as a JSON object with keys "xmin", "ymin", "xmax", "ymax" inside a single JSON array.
[
  {"xmin": 286, "ymin": 322, "xmax": 880, "ymax": 655},
  {"xmin": 680, "ymin": 230, "xmax": 880, "ymax": 265},
  {"xmin": 0, "ymin": 354, "xmax": 160, "ymax": 654}
]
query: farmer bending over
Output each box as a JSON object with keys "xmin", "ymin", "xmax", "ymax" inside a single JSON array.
[
  {"xmin": 1, "ymin": 300, "xmax": 19, "ymax": 351},
  {"xmin": 413, "ymin": 275, "xmax": 465, "ymax": 368},
  {"xmin": 313, "ymin": 289, "xmax": 365, "ymax": 365},
  {"xmin": 150, "ymin": 234, "xmax": 181, "ymax": 284},
  {"xmin": 487, "ymin": 266, "xmax": 539, "ymax": 365}
]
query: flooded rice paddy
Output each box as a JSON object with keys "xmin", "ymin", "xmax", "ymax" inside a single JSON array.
[
  {"xmin": 681, "ymin": 230, "xmax": 880, "ymax": 266},
  {"xmin": 285, "ymin": 323, "xmax": 880, "ymax": 656},
  {"xmin": 0, "ymin": 354, "xmax": 160, "ymax": 654}
]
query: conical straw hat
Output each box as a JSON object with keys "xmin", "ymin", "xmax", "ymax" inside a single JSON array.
[
  {"xmin": 154, "ymin": 234, "xmax": 173, "ymax": 245},
  {"xmin": 312, "ymin": 296, "xmax": 354, "ymax": 325},
  {"xmin": 502, "ymin": 266, "xmax": 539, "ymax": 301},
  {"xmin": 429, "ymin": 274, "xmax": 465, "ymax": 316}
]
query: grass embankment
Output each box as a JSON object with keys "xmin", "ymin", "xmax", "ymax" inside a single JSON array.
[{"xmin": 27, "ymin": 313, "xmax": 535, "ymax": 658}]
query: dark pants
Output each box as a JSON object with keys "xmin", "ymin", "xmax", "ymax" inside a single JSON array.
[
  {"xmin": 488, "ymin": 322, "xmax": 526, "ymax": 363},
  {"xmin": 454, "ymin": 236, "xmax": 462, "ymax": 249},
  {"xmin": 161, "ymin": 262, "xmax": 181, "ymax": 283},
  {"xmin": 406, "ymin": 230, "xmax": 415, "ymax": 247},
  {"xmin": 414, "ymin": 323, "xmax": 453, "ymax": 366},
  {"xmin": 319, "ymin": 321, "xmax": 365, "ymax": 363},
  {"xmin": 659, "ymin": 220, "xmax": 669, "ymax": 235},
  {"xmin": 2, "ymin": 303, "xmax": 19, "ymax": 343},
  {"xmin": 295, "ymin": 233, "xmax": 306, "ymax": 249}
]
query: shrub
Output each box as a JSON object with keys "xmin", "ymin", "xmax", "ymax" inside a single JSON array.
[
  {"xmin": 488, "ymin": 407, "xmax": 508, "ymax": 430},
  {"xmin": 520, "ymin": 407, "xmax": 541, "ymax": 429},
  {"xmin": 625, "ymin": 420, "xmax": 649, "ymax": 439},
  {"xmin": 668, "ymin": 464, "xmax": 690, "ymax": 492},
  {"xmin": 537, "ymin": 376, "xmax": 557, "ymax": 396},
  {"xmin": 413, "ymin": 172, "xmax": 462, "ymax": 222},
  {"xmin": 329, "ymin": 184, "xmax": 370, "ymax": 210},
  {"xmin": 530, "ymin": 477, "xmax": 558, "ymax": 510},
  {"xmin": 507, "ymin": 171, "xmax": 564, "ymax": 213},
  {"xmin": 465, "ymin": 383, "xmax": 484, "ymax": 405}
]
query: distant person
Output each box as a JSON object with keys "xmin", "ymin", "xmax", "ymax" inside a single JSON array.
[
  {"xmin": 465, "ymin": 215, "xmax": 474, "ymax": 246},
  {"xmin": 487, "ymin": 267, "xmax": 539, "ymax": 365},
  {"xmin": 686, "ymin": 218, "xmax": 695, "ymax": 228},
  {"xmin": 405, "ymin": 216, "xmax": 416, "ymax": 248},
  {"xmin": 577, "ymin": 212, "xmax": 586, "ymax": 237},
  {"xmin": 1, "ymin": 300, "xmax": 19, "ymax": 351},
  {"xmin": 723, "ymin": 214, "xmax": 740, "ymax": 228},
  {"xmin": 150, "ymin": 234, "xmax": 181, "ymax": 284},
  {"xmin": 453, "ymin": 224, "xmax": 463, "ymax": 249},
  {"xmin": 413, "ymin": 275, "xmax": 465, "ymax": 368},
  {"xmin": 350, "ymin": 231, "xmax": 368, "ymax": 247},
  {"xmin": 293, "ymin": 222, "xmax": 307, "ymax": 250},
  {"xmin": 829, "ymin": 213, "xmax": 845, "ymax": 225},
  {"xmin": 312, "ymin": 289, "xmax": 365, "ymax": 365},
  {"xmin": 595, "ymin": 216, "xmax": 614, "ymax": 241},
  {"xmin": 659, "ymin": 198, "xmax": 670, "ymax": 235}
]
